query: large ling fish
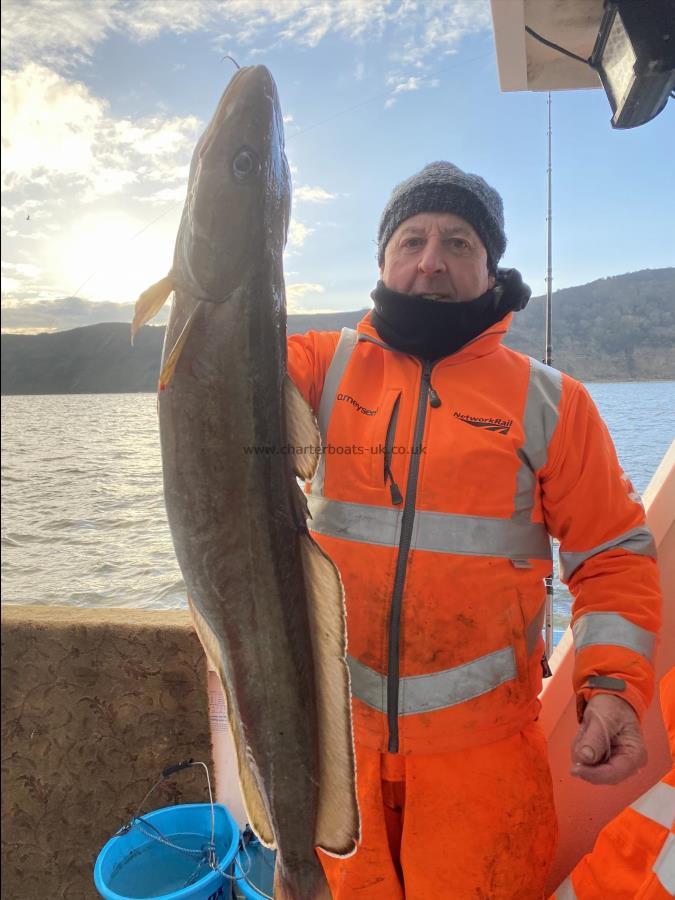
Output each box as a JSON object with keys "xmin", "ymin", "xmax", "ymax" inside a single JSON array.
[{"xmin": 132, "ymin": 66, "xmax": 358, "ymax": 899}]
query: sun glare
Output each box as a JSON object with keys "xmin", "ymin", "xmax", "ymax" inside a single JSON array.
[{"xmin": 53, "ymin": 210, "xmax": 179, "ymax": 305}]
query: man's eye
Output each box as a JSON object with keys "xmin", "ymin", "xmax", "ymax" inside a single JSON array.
[
  {"xmin": 403, "ymin": 238, "xmax": 423, "ymax": 249},
  {"xmin": 445, "ymin": 238, "xmax": 472, "ymax": 253}
]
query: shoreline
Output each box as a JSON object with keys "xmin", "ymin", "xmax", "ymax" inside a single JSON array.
[{"xmin": 4, "ymin": 377, "xmax": 675, "ymax": 398}]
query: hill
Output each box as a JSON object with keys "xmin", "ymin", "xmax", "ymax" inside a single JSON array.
[
  {"xmin": 503, "ymin": 268, "xmax": 675, "ymax": 381},
  {"xmin": 2, "ymin": 269, "xmax": 673, "ymax": 394}
]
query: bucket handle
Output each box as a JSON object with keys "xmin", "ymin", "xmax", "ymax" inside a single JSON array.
[{"xmin": 115, "ymin": 758, "xmax": 215, "ymax": 850}]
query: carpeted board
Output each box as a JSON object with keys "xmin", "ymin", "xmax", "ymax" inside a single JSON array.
[{"xmin": 1, "ymin": 605, "xmax": 215, "ymax": 899}]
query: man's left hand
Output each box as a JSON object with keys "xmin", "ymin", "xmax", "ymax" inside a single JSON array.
[{"xmin": 570, "ymin": 693, "xmax": 647, "ymax": 785}]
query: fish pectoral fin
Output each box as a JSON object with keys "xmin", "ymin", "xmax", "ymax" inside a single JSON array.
[
  {"xmin": 130, "ymin": 272, "xmax": 174, "ymax": 344},
  {"xmin": 284, "ymin": 375, "xmax": 321, "ymax": 481},
  {"xmin": 159, "ymin": 303, "xmax": 201, "ymax": 390},
  {"xmin": 187, "ymin": 597, "xmax": 276, "ymax": 848},
  {"xmin": 300, "ymin": 535, "xmax": 360, "ymax": 856},
  {"xmin": 289, "ymin": 479, "xmax": 311, "ymax": 528}
]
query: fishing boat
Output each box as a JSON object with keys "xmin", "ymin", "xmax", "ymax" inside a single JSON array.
[{"xmin": 2, "ymin": 6, "xmax": 673, "ymax": 896}]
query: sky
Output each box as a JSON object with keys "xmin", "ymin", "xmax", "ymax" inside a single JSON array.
[{"xmin": 1, "ymin": 0, "xmax": 674, "ymax": 334}]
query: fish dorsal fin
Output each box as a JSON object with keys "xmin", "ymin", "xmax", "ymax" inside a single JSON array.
[
  {"xmin": 187, "ymin": 597, "xmax": 276, "ymax": 848},
  {"xmin": 285, "ymin": 375, "xmax": 321, "ymax": 481},
  {"xmin": 300, "ymin": 533, "xmax": 360, "ymax": 856},
  {"xmin": 131, "ymin": 273, "xmax": 174, "ymax": 343}
]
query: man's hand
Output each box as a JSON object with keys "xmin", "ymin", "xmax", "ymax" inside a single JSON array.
[{"xmin": 571, "ymin": 693, "xmax": 647, "ymax": 785}]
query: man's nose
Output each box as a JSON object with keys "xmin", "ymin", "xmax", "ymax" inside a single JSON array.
[{"xmin": 417, "ymin": 238, "xmax": 447, "ymax": 275}]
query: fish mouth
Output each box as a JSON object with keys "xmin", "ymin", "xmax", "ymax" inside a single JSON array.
[
  {"xmin": 224, "ymin": 65, "xmax": 274, "ymax": 100},
  {"xmin": 200, "ymin": 65, "xmax": 278, "ymax": 161}
]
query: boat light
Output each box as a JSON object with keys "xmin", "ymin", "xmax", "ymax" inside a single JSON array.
[{"xmin": 590, "ymin": 0, "xmax": 675, "ymax": 129}]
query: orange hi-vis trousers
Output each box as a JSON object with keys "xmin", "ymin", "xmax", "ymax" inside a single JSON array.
[{"xmin": 320, "ymin": 722, "xmax": 558, "ymax": 899}]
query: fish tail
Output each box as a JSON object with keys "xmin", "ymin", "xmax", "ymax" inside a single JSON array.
[{"xmin": 273, "ymin": 858, "xmax": 332, "ymax": 900}]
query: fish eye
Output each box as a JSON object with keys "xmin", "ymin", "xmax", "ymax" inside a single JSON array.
[{"xmin": 232, "ymin": 148, "xmax": 259, "ymax": 181}]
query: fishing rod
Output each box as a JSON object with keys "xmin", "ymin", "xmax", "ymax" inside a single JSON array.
[{"xmin": 544, "ymin": 91, "xmax": 554, "ymax": 668}]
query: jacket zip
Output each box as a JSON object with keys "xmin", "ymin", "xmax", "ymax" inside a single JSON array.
[
  {"xmin": 386, "ymin": 360, "xmax": 434, "ymax": 752},
  {"xmin": 384, "ymin": 394, "xmax": 403, "ymax": 505},
  {"xmin": 359, "ymin": 324, "xmax": 500, "ymax": 750}
]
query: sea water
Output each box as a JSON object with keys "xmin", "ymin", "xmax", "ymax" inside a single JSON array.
[{"xmin": 2, "ymin": 383, "xmax": 673, "ymax": 627}]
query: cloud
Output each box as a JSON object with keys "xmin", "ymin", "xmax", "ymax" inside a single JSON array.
[
  {"xmin": 287, "ymin": 219, "xmax": 314, "ymax": 248},
  {"xmin": 1, "ymin": 258, "xmax": 57, "ymax": 305},
  {"xmin": 1, "ymin": 295, "xmax": 158, "ymax": 333},
  {"xmin": 1, "ymin": 64, "xmax": 198, "ymax": 304},
  {"xmin": 0, "ymin": 287, "xmax": 333, "ymax": 331},
  {"xmin": 287, "ymin": 282, "xmax": 325, "ymax": 298},
  {"xmin": 384, "ymin": 73, "xmax": 443, "ymax": 107},
  {"xmin": 1, "ymin": 0, "xmax": 492, "ymax": 308},
  {"xmin": 1, "ymin": 64, "xmax": 201, "ymax": 195},
  {"xmin": 286, "ymin": 282, "xmax": 326, "ymax": 314},
  {"xmin": 394, "ymin": 0, "xmax": 491, "ymax": 66},
  {"xmin": 134, "ymin": 186, "xmax": 187, "ymax": 205},
  {"xmin": 286, "ymin": 281, "xmax": 326, "ymax": 313},
  {"xmin": 215, "ymin": 0, "xmax": 389, "ymax": 48},
  {"xmin": 2, "ymin": 261, "xmax": 41, "ymax": 280},
  {"xmin": 392, "ymin": 76, "xmax": 424, "ymax": 94},
  {"xmin": 221, "ymin": 0, "xmax": 490, "ymax": 61},
  {"xmin": 0, "ymin": 0, "xmax": 215, "ymax": 70},
  {"xmin": 294, "ymin": 185, "xmax": 337, "ymax": 203},
  {"xmin": 115, "ymin": 0, "xmax": 215, "ymax": 42},
  {"xmin": 4, "ymin": 228, "xmax": 53, "ymax": 241},
  {"xmin": 1, "ymin": 0, "xmax": 117, "ymax": 70},
  {"xmin": 2, "ymin": 0, "xmax": 491, "ymax": 73},
  {"xmin": 1, "ymin": 65, "xmax": 104, "ymax": 190}
]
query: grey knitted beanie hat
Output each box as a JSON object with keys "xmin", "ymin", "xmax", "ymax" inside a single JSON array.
[{"xmin": 377, "ymin": 161, "xmax": 506, "ymax": 272}]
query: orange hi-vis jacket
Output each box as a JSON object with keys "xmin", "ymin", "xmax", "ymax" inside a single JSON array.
[
  {"xmin": 551, "ymin": 668, "xmax": 675, "ymax": 899},
  {"xmin": 287, "ymin": 311, "xmax": 662, "ymax": 755}
]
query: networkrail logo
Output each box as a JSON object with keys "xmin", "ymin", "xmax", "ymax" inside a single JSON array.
[{"xmin": 453, "ymin": 411, "xmax": 513, "ymax": 435}]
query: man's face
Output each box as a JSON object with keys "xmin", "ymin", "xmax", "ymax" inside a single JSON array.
[{"xmin": 380, "ymin": 211, "xmax": 495, "ymax": 302}]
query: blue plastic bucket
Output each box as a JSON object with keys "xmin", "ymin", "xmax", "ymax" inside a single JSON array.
[
  {"xmin": 232, "ymin": 838, "xmax": 276, "ymax": 899},
  {"xmin": 94, "ymin": 802, "xmax": 239, "ymax": 900}
]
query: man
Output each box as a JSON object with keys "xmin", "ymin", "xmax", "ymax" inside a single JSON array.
[{"xmin": 287, "ymin": 162, "xmax": 662, "ymax": 898}]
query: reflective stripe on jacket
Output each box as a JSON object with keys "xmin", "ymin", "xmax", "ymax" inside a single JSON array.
[
  {"xmin": 551, "ymin": 668, "xmax": 675, "ymax": 900},
  {"xmin": 287, "ymin": 311, "xmax": 661, "ymax": 754},
  {"xmin": 553, "ymin": 790, "xmax": 675, "ymax": 899}
]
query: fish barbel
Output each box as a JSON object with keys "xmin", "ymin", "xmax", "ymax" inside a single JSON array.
[{"xmin": 133, "ymin": 66, "xmax": 358, "ymax": 898}]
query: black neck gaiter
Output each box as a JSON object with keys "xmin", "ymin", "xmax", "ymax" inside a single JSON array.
[{"xmin": 370, "ymin": 268, "xmax": 531, "ymax": 361}]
